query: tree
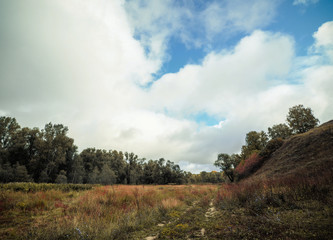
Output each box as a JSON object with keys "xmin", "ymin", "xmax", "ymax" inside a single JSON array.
[
  {"xmin": 0, "ymin": 116, "xmax": 20, "ymax": 150},
  {"xmin": 55, "ymin": 170, "xmax": 67, "ymax": 184},
  {"xmin": 214, "ymin": 153, "xmax": 240, "ymax": 182},
  {"xmin": 0, "ymin": 117, "xmax": 21, "ymax": 165},
  {"xmin": 286, "ymin": 104, "xmax": 319, "ymax": 134},
  {"xmin": 268, "ymin": 123, "xmax": 292, "ymax": 139},
  {"xmin": 99, "ymin": 164, "xmax": 116, "ymax": 185},
  {"xmin": 14, "ymin": 163, "xmax": 31, "ymax": 182},
  {"xmin": 241, "ymin": 131, "xmax": 268, "ymax": 160}
]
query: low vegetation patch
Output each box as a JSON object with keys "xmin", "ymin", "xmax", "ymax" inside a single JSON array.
[
  {"xmin": 0, "ymin": 184, "xmax": 218, "ymax": 239},
  {"xmin": 210, "ymin": 168, "xmax": 333, "ymax": 239}
]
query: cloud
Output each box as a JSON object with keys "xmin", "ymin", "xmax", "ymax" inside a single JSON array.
[
  {"xmin": 145, "ymin": 24, "xmax": 333, "ymax": 169},
  {"xmin": 0, "ymin": 1, "xmax": 332, "ymax": 173},
  {"xmin": 313, "ymin": 21, "xmax": 333, "ymax": 61},
  {"xmin": 148, "ymin": 30, "xmax": 294, "ymax": 118},
  {"xmin": 293, "ymin": 0, "xmax": 319, "ymax": 6},
  {"xmin": 125, "ymin": 0, "xmax": 279, "ymax": 62}
]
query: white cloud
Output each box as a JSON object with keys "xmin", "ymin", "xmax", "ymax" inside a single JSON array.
[
  {"xmin": 313, "ymin": 21, "xmax": 333, "ymax": 61},
  {"xmin": 149, "ymin": 30, "xmax": 294, "ymax": 118},
  {"xmin": 293, "ymin": 0, "xmax": 319, "ymax": 6},
  {"xmin": 125, "ymin": 0, "xmax": 279, "ymax": 63}
]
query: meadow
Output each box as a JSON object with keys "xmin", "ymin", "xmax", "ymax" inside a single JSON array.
[
  {"xmin": 0, "ymin": 183, "xmax": 217, "ymax": 239},
  {"xmin": 1, "ymin": 169, "xmax": 332, "ymax": 240}
]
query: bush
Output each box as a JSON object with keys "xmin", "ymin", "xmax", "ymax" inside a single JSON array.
[
  {"xmin": 235, "ymin": 153, "xmax": 263, "ymax": 179},
  {"xmin": 259, "ymin": 138, "xmax": 284, "ymax": 159},
  {"xmin": 0, "ymin": 182, "xmax": 97, "ymax": 192}
]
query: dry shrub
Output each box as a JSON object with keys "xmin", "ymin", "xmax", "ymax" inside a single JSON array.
[
  {"xmin": 161, "ymin": 198, "xmax": 181, "ymax": 209},
  {"xmin": 235, "ymin": 153, "xmax": 263, "ymax": 179}
]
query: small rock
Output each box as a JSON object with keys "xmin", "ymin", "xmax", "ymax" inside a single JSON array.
[{"xmin": 146, "ymin": 236, "xmax": 157, "ymax": 240}]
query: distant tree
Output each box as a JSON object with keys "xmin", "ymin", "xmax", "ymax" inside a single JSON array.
[
  {"xmin": 0, "ymin": 117, "xmax": 21, "ymax": 165},
  {"xmin": 88, "ymin": 167, "xmax": 100, "ymax": 184},
  {"xmin": 38, "ymin": 169, "xmax": 49, "ymax": 183},
  {"xmin": 67, "ymin": 155, "xmax": 84, "ymax": 184},
  {"xmin": 14, "ymin": 163, "xmax": 31, "ymax": 182},
  {"xmin": 268, "ymin": 123, "xmax": 292, "ymax": 139},
  {"xmin": 0, "ymin": 163, "xmax": 14, "ymax": 182},
  {"xmin": 100, "ymin": 164, "xmax": 116, "ymax": 185},
  {"xmin": 286, "ymin": 104, "xmax": 319, "ymax": 134},
  {"xmin": 55, "ymin": 170, "xmax": 67, "ymax": 184},
  {"xmin": 214, "ymin": 153, "xmax": 240, "ymax": 182},
  {"xmin": 0, "ymin": 116, "xmax": 20, "ymax": 150}
]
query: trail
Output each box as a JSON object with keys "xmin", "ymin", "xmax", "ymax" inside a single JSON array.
[{"xmin": 145, "ymin": 199, "xmax": 217, "ymax": 240}]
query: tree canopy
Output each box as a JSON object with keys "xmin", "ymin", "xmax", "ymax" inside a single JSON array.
[
  {"xmin": 286, "ymin": 104, "xmax": 319, "ymax": 134},
  {"xmin": 0, "ymin": 116, "xmax": 189, "ymax": 185}
]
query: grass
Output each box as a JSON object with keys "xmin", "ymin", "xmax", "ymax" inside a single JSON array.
[
  {"xmin": 209, "ymin": 168, "xmax": 333, "ymax": 239},
  {"xmin": 0, "ymin": 184, "xmax": 218, "ymax": 239},
  {"xmin": 1, "ymin": 172, "xmax": 332, "ymax": 239}
]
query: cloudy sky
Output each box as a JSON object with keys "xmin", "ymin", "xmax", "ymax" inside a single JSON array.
[{"xmin": 0, "ymin": 0, "xmax": 332, "ymax": 173}]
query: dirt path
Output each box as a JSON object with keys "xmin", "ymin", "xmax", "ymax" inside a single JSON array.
[{"xmin": 145, "ymin": 199, "xmax": 217, "ymax": 239}]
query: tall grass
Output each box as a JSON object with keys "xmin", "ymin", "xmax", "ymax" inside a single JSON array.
[
  {"xmin": 216, "ymin": 167, "xmax": 333, "ymax": 212},
  {"xmin": 0, "ymin": 184, "xmax": 217, "ymax": 239}
]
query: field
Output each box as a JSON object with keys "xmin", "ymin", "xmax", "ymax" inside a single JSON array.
[{"xmin": 1, "ymin": 172, "xmax": 332, "ymax": 240}]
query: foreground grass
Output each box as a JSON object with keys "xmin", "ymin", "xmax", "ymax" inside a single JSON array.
[
  {"xmin": 0, "ymin": 183, "xmax": 217, "ymax": 239},
  {"xmin": 206, "ymin": 169, "xmax": 333, "ymax": 240},
  {"xmin": 1, "ymin": 170, "xmax": 332, "ymax": 240}
]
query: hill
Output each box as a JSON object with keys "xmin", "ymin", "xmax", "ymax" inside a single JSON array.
[{"xmin": 251, "ymin": 119, "xmax": 333, "ymax": 179}]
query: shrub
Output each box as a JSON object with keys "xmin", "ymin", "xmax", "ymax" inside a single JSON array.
[
  {"xmin": 235, "ymin": 153, "xmax": 263, "ymax": 179},
  {"xmin": 259, "ymin": 138, "xmax": 284, "ymax": 159}
]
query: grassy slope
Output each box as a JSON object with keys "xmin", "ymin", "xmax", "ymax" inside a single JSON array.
[{"xmin": 253, "ymin": 120, "xmax": 333, "ymax": 180}]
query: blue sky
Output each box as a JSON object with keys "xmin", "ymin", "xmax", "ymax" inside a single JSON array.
[
  {"xmin": 0, "ymin": 0, "xmax": 332, "ymax": 173},
  {"xmin": 154, "ymin": 0, "xmax": 333, "ymax": 75}
]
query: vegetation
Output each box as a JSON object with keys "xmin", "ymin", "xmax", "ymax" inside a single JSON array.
[
  {"xmin": 0, "ymin": 183, "xmax": 218, "ymax": 239},
  {"xmin": 2, "ymin": 168, "xmax": 331, "ymax": 239},
  {"xmin": 1, "ymin": 104, "xmax": 331, "ymax": 239},
  {"xmin": 215, "ymin": 104, "xmax": 320, "ymax": 182},
  {"xmin": 0, "ymin": 117, "xmax": 188, "ymax": 185},
  {"xmin": 212, "ymin": 168, "xmax": 333, "ymax": 239},
  {"xmin": 286, "ymin": 104, "xmax": 319, "ymax": 134}
]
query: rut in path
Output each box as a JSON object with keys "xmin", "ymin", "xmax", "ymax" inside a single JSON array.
[
  {"xmin": 145, "ymin": 199, "xmax": 217, "ymax": 239},
  {"xmin": 145, "ymin": 201, "xmax": 199, "ymax": 240},
  {"xmin": 192, "ymin": 199, "xmax": 217, "ymax": 239}
]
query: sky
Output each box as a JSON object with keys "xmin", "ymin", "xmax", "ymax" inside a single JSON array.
[{"xmin": 0, "ymin": 0, "xmax": 332, "ymax": 173}]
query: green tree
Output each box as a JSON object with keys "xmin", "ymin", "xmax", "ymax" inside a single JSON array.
[
  {"xmin": 0, "ymin": 116, "xmax": 20, "ymax": 150},
  {"xmin": 241, "ymin": 131, "xmax": 268, "ymax": 160},
  {"xmin": 0, "ymin": 163, "xmax": 14, "ymax": 182},
  {"xmin": 88, "ymin": 167, "xmax": 100, "ymax": 184},
  {"xmin": 55, "ymin": 170, "xmax": 67, "ymax": 184},
  {"xmin": 268, "ymin": 123, "xmax": 292, "ymax": 139},
  {"xmin": 99, "ymin": 164, "xmax": 116, "ymax": 185},
  {"xmin": 0, "ymin": 117, "xmax": 21, "ymax": 165},
  {"xmin": 14, "ymin": 163, "xmax": 31, "ymax": 182},
  {"xmin": 286, "ymin": 104, "xmax": 319, "ymax": 134},
  {"xmin": 214, "ymin": 153, "xmax": 240, "ymax": 182}
]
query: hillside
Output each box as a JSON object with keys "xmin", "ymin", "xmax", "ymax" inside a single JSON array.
[{"xmin": 252, "ymin": 120, "xmax": 333, "ymax": 179}]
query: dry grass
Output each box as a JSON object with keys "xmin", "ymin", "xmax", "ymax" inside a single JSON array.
[
  {"xmin": 252, "ymin": 120, "xmax": 333, "ymax": 179},
  {"xmin": 0, "ymin": 184, "xmax": 218, "ymax": 239}
]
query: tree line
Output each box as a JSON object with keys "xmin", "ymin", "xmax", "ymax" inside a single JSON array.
[
  {"xmin": 0, "ymin": 117, "xmax": 189, "ymax": 184},
  {"xmin": 214, "ymin": 104, "xmax": 320, "ymax": 182}
]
